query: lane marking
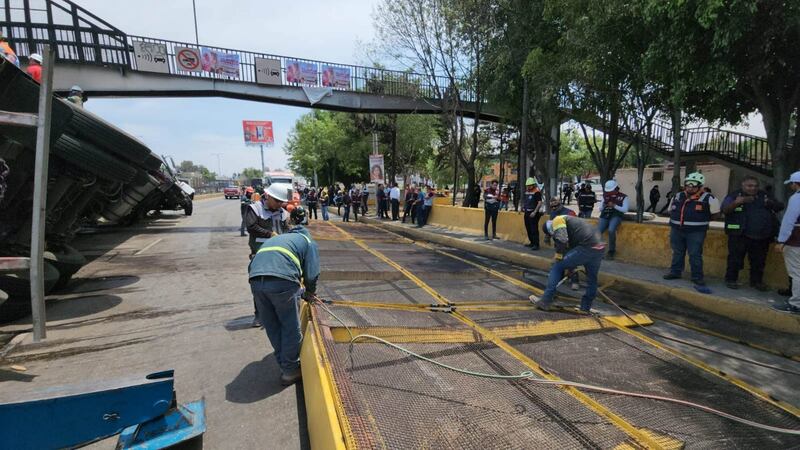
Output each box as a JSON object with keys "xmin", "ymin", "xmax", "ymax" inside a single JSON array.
[{"xmin": 134, "ymin": 238, "xmax": 163, "ymax": 256}]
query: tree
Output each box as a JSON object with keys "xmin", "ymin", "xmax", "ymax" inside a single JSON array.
[
  {"xmin": 374, "ymin": 0, "xmax": 493, "ymax": 206},
  {"xmin": 178, "ymin": 160, "xmax": 216, "ymax": 182},
  {"xmin": 558, "ymin": 130, "xmax": 594, "ymax": 179},
  {"xmin": 240, "ymin": 167, "xmax": 262, "ymax": 179}
]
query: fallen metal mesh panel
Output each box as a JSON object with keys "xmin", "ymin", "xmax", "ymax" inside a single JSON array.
[
  {"xmin": 317, "ymin": 304, "xmax": 465, "ymax": 329},
  {"xmin": 317, "ymin": 280, "xmax": 436, "ymax": 304},
  {"xmin": 464, "ymin": 308, "xmax": 581, "ymax": 328},
  {"xmin": 508, "ymin": 328, "xmax": 800, "ymax": 449},
  {"xmin": 317, "ymin": 248, "xmax": 395, "ymax": 272},
  {"xmin": 422, "ymin": 278, "xmax": 533, "ymax": 302},
  {"xmin": 325, "ymin": 337, "xmax": 633, "ymax": 449}
]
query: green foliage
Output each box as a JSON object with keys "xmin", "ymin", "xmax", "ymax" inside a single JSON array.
[
  {"xmin": 240, "ymin": 167, "xmax": 262, "ymax": 179},
  {"xmin": 558, "ymin": 131, "xmax": 594, "ymax": 178},
  {"xmin": 178, "ymin": 160, "xmax": 216, "ymax": 181}
]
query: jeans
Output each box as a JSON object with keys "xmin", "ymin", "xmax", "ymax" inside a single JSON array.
[
  {"xmin": 725, "ymin": 235, "xmax": 770, "ymax": 284},
  {"xmin": 321, "ymin": 203, "xmax": 329, "ymax": 220},
  {"xmin": 484, "ymin": 205, "xmax": 499, "ymax": 237},
  {"xmin": 597, "ymin": 215, "xmax": 622, "ymax": 253},
  {"xmin": 578, "ymin": 209, "xmax": 592, "ymax": 218},
  {"xmin": 343, "ymin": 205, "xmax": 350, "ymax": 222},
  {"xmin": 539, "ymin": 246, "xmax": 604, "ymax": 311},
  {"xmin": 669, "ymin": 227, "xmax": 707, "ymax": 281},
  {"xmin": 417, "ymin": 206, "xmax": 430, "ymax": 227},
  {"xmin": 391, "ymin": 199, "xmax": 400, "ymax": 220},
  {"xmin": 524, "ymin": 211, "xmax": 542, "ymax": 246},
  {"xmin": 249, "ymin": 277, "xmax": 303, "ymax": 374}
]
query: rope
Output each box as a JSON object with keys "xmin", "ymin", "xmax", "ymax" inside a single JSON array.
[{"xmin": 315, "ymin": 300, "xmax": 800, "ymax": 435}]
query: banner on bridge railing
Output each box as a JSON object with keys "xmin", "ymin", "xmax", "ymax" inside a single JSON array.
[
  {"xmin": 201, "ymin": 47, "xmax": 240, "ymax": 78},
  {"xmin": 286, "ymin": 60, "xmax": 318, "ymax": 85},
  {"xmin": 321, "ymin": 65, "xmax": 350, "ymax": 89}
]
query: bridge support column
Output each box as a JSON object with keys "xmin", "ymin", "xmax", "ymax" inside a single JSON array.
[{"xmin": 548, "ymin": 124, "xmax": 560, "ymax": 199}]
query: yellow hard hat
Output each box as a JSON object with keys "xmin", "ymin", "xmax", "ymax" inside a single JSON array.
[{"xmin": 525, "ymin": 177, "xmax": 538, "ymax": 186}]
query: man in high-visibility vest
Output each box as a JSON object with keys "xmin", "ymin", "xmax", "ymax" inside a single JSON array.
[{"xmin": 248, "ymin": 206, "xmax": 320, "ymax": 385}]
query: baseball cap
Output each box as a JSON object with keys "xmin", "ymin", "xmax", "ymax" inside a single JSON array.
[{"xmin": 784, "ymin": 171, "xmax": 800, "ymax": 184}]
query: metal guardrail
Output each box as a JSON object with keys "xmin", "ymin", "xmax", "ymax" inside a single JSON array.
[
  {"xmin": 562, "ymin": 93, "xmax": 776, "ymax": 175},
  {"xmin": 1, "ymin": 0, "xmax": 474, "ymax": 102}
]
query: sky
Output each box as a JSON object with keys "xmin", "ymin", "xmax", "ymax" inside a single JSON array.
[{"xmin": 74, "ymin": 0, "xmax": 379, "ymax": 177}]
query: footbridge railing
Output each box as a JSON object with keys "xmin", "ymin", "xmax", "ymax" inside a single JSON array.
[{"xmin": 1, "ymin": 0, "xmax": 475, "ymax": 102}]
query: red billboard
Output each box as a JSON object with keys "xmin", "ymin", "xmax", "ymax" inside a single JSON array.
[{"xmin": 242, "ymin": 120, "xmax": 274, "ymax": 146}]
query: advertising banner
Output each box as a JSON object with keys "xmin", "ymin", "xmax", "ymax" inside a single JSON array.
[
  {"xmin": 243, "ymin": 120, "xmax": 274, "ymax": 146},
  {"xmin": 201, "ymin": 47, "xmax": 240, "ymax": 77},
  {"xmin": 255, "ymin": 57, "xmax": 282, "ymax": 85},
  {"xmin": 133, "ymin": 41, "xmax": 169, "ymax": 74},
  {"xmin": 175, "ymin": 46, "xmax": 202, "ymax": 72},
  {"xmin": 286, "ymin": 60, "xmax": 318, "ymax": 85},
  {"xmin": 369, "ymin": 155, "xmax": 385, "ymax": 183},
  {"xmin": 321, "ymin": 65, "xmax": 351, "ymax": 89}
]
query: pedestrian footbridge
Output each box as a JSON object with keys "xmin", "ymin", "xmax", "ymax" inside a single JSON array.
[{"xmin": 0, "ymin": 0, "xmax": 500, "ymax": 120}]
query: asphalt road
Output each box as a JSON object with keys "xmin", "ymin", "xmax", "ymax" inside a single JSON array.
[{"xmin": 0, "ymin": 197, "xmax": 309, "ymax": 449}]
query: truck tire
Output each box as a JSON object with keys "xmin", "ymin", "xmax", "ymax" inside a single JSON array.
[
  {"xmin": 66, "ymin": 107, "xmax": 151, "ymax": 165},
  {"xmin": 53, "ymin": 135, "xmax": 137, "ymax": 183},
  {"xmin": 184, "ymin": 199, "xmax": 193, "ymax": 216},
  {"xmin": 0, "ymin": 261, "xmax": 60, "ymax": 324}
]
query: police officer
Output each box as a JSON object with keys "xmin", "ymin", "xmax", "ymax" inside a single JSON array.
[
  {"xmin": 531, "ymin": 215, "xmax": 606, "ymax": 313},
  {"xmin": 522, "ymin": 177, "xmax": 543, "ymax": 250},
  {"xmin": 248, "ymin": 206, "xmax": 320, "ymax": 385},
  {"xmin": 722, "ymin": 176, "xmax": 782, "ymax": 290},
  {"xmin": 576, "ymin": 183, "xmax": 597, "ymax": 218},
  {"xmin": 663, "ymin": 172, "xmax": 720, "ymax": 289}
]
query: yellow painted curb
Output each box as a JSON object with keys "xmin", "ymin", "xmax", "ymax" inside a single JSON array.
[{"xmin": 363, "ymin": 217, "xmax": 800, "ymax": 336}]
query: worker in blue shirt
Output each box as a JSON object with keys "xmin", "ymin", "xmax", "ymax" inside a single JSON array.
[{"xmin": 248, "ymin": 206, "xmax": 321, "ymax": 385}]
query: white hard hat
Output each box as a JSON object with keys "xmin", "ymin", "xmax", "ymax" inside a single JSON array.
[
  {"xmin": 70, "ymin": 85, "xmax": 83, "ymax": 92},
  {"xmin": 29, "ymin": 53, "xmax": 42, "ymax": 63},
  {"xmin": 266, "ymin": 183, "xmax": 290, "ymax": 202},
  {"xmin": 604, "ymin": 180, "xmax": 618, "ymax": 192}
]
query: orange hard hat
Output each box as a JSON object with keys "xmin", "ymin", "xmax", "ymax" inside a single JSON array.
[
  {"xmin": 251, "ymin": 193, "xmax": 261, "ymax": 202},
  {"xmin": 245, "ymin": 186, "xmax": 254, "ymax": 193},
  {"xmin": 285, "ymin": 203, "xmax": 295, "ymax": 212}
]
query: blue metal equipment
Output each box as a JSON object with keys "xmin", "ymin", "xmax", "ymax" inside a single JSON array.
[{"xmin": 0, "ymin": 370, "xmax": 206, "ymax": 449}]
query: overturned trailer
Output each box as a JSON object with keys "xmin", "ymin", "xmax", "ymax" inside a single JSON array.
[{"xmin": 0, "ymin": 60, "xmax": 191, "ymax": 323}]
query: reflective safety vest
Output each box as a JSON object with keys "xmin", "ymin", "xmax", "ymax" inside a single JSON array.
[
  {"xmin": 256, "ymin": 233, "xmax": 312, "ymax": 273},
  {"xmin": 670, "ymin": 191, "xmax": 712, "ymax": 229}
]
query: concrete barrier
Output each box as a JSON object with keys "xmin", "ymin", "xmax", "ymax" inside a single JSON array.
[{"xmin": 424, "ymin": 204, "xmax": 787, "ymax": 289}]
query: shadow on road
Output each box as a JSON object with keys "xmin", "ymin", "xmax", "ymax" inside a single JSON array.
[
  {"xmin": 225, "ymin": 354, "xmax": 287, "ymax": 403},
  {"xmin": 45, "ymin": 294, "xmax": 123, "ymax": 322}
]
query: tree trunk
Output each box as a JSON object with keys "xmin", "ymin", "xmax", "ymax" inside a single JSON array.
[
  {"xmin": 761, "ymin": 104, "xmax": 793, "ymax": 204},
  {"xmin": 670, "ymin": 107, "xmax": 682, "ymax": 195},
  {"xmin": 389, "ymin": 116, "xmax": 398, "ymax": 185},
  {"xmin": 635, "ymin": 143, "xmax": 645, "ymax": 223}
]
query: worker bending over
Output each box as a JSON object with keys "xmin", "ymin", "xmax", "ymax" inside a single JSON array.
[
  {"xmin": 531, "ymin": 215, "xmax": 606, "ymax": 313},
  {"xmin": 248, "ymin": 206, "xmax": 320, "ymax": 385}
]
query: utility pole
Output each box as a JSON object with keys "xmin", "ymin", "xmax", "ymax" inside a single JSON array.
[
  {"xmin": 192, "ymin": 0, "xmax": 200, "ymax": 45},
  {"xmin": 30, "ymin": 46, "xmax": 55, "ymax": 342},
  {"xmin": 519, "ymin": 78, "xmax": 529, "ymax": 208},
  {"xmin": 211, "ymin": 152, "xmax": 222, "ymax": 177},
  {"xmin": 259, "ymin": 144, "xmax": 265, "ymax": 179}
]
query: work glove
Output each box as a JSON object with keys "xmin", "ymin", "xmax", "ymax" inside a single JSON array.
[{"xmin": 302, "ymin": 291, "xmax": 320, "ymax": 304}]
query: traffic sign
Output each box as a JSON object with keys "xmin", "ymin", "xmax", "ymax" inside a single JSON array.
[{"xmin": 175, "ymin": 47, "xmax": 201, "ymax": 72}]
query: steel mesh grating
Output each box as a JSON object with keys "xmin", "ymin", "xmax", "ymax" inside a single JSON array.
[
  {"xmin": 507, "ymin": 328, "xmax": 800, "ymax": 449},
  {"xmin": 326, "ymin": 337, "xmax": 633, "ymax": 449}
]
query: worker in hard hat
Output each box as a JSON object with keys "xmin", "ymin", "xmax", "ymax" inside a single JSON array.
[
  {"xmin": 25, "ymin": 53, "xmax": 42, "ymax": 83},
  {"xmin": 531, "ymin": 215, "xmax": 606, "ymax": 313},
  {"xmin": 597, "ymin": 179, "xmax": 629, "ymax": 260},
  {"xmin": 248, "ymin": 206, "xmax": 320, "ymax": 385},
  {"xmin": 67, "ymin": 85, "xmax": 84, "ymax": 107},
  {"xmin": 240, "ymin": 186, "xmax": 255, "ymax": 237},
  {"xmin": 0, "ymin": 32, "xmax": 18, "ymax": 67},
  {"xmin": 663, "ymin": 172, "xmax": 720, "ymax": 291},
  {"xmin": 246, "ymin": 183, "xmax": 291, "ymax": 257},
  {"xmin": 522, "ymin": 177, "xmax": 543, "ymax": 250}
]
